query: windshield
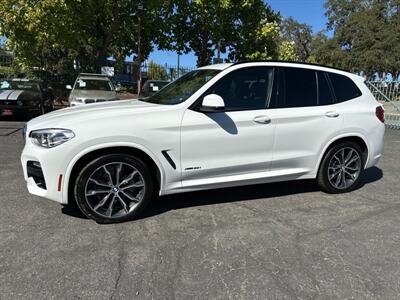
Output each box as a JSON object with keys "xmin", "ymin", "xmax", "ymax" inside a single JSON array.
[
  {"xmin": 0, "ymin": 80, "xmax": 40, "ymax": 91},
  {"xmin": 74, "ymin": 78, "xmax": 113, "ymax": 91},
  {"xmin": 142, "ymin": 69, "xmax": 221, "ymax": 105}
]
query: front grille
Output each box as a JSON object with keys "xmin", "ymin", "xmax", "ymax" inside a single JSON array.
[
  {"xmin": 96, "ymin": 99, "xmax": 106, "ymax": 102},
  {"xmin": 27, "ymin": 161, "xmax": 47, "ymax": 189},
  {"xmin": 84, "ymin": 99, "xmax": 95, "ymax": 104}
]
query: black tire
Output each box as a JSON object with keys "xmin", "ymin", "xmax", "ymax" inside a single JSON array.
[
  {"xmin": 74, "ymin": 154, "xmax": 154, "ymax": 223},
  {"xmin": 317, "ymin": 141, "xmax": 364, "ymax": 193}
]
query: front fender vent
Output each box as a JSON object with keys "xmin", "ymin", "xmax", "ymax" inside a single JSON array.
[{"xmin": 161, "ymin": 150, "xmax": 176, "ymax": 169}]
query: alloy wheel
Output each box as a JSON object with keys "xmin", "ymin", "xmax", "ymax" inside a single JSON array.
[
  {"xmin": 84, "ymin": 162, "xmax": 146, "ymax": 218},
  {"xmin": 328, "ymin": 147, "xmax": 362, "ymax": 190}
]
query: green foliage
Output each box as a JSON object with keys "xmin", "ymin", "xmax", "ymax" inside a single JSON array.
[
  {"xmin": 167, "ymin": 0, "xmax": 281, "ymax": 66},
  {"xmin": 3, "ymin": 0, "xmax": 397, "ymax": 80},
  {"xmin": 0, "ymin": 0, "xmax": 169, "ymax": 77},
  {"xmin": 227, "ymin": 3, "xmax": 281, "ymax": 63},
  {"xmin": 323, "ymin": 0, "xmax": 400, "ymax": 78},
  {"xmin": 278, "ymin": 41, "xmax": 299, "ymax": 61},
  {"xmin": 281, "ymin": 17, "xmax": 313, "ymax": 62},
  {"xmin": 147, "ymin": 60, "xmax": 168, "ymax": 80},
  {"xmin": 0, "ymin": 65, "xmax": 13, "ymax": 77}
]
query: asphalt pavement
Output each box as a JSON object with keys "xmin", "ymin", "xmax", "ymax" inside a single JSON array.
[{"xmin": 1, "ymin": 120, "xmax": 400, "ymax": 299}]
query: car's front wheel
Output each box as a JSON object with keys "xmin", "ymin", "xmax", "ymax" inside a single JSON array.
[
  {"xmin": 317, "ymin": 141, "xmax": 364, "ymax": 193},
  {"xmin": 74, "ymin": 154, "xmax": 154, "ymax": 223}
]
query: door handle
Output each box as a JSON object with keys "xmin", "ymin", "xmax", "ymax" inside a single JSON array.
[
  {"xmin": 253, "ymin": 115, "xmax": 271, "ymax": 124},
  {"xmin": 325, "ymin": 111, "xmax": 340, "ymax": 118}
]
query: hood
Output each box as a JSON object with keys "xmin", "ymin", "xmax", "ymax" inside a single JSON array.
[
  {"xmin": 71, "ymin": 89, "xmax": 116, "ymax": 100},
  {"xmin": 0, "ymin": 89, "xmax": 40, "ymax": 101},
  {"xmin": 27, "ymin": 99, "xmax": 169, "ymax": 129}
]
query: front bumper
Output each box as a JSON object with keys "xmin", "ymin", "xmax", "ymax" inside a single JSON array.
[{"xmin": 21, "ymin": 136, "xmax": 69, "ymax": 204}]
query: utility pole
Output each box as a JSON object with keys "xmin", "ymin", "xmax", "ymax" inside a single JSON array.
[
  {"xmin": 136, "ymin": 3, "xmax": 144, "ymax": 96},
  {"xmin": 217, "ymin": 40, "xmax": 221, "ymax": 62},
  {"xmin": 177, "ymin": 52, "xmax": 180, "ymax": 79}
]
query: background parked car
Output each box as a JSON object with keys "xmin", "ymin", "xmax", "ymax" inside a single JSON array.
[
  {"xmin": 67, "ymin": 73, "xmax": 119, "ymax": 106},
  {"xmin": 0, "ymin": 78, "xmax": 54, "ymax": 118}
]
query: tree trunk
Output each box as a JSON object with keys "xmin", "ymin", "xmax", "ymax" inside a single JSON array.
[{"xmin": 196, "ymin": 32, "xmax": 211, "ymax": 67}]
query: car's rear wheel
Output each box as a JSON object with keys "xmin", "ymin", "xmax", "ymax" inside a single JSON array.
[
  {"xmin": 317, "ymin": 141, "xmax": 364, "ymax": 193},
  {"xmin": 74, "ymin": 154, "xmax": 154, "ymax": 223}
]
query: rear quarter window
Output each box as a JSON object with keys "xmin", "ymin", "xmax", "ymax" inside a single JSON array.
[{"xmin": 328, "ymin": 73, "xmax": 362, "ymax": 102}]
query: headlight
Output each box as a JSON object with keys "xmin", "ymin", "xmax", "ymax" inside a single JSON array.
[{"xmin": 29, "ymin": 129, "xmax": 75, "ymax": 148}]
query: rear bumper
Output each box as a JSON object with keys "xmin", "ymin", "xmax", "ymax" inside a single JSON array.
[{"xmin": 365, "ymin": 123, "xmax": 385, "ymax": 169}]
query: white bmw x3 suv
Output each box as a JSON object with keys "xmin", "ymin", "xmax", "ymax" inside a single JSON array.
[{"xmin": 21, "ymin": 61, "xmax": 385, "ymax": 223}]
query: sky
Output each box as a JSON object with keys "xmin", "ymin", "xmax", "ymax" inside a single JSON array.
[{"xmin": 148, "ymin": 0, "xmax": 328, "ymax": 67}]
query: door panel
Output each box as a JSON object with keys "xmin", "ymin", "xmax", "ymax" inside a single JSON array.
[
  {"xmin": 181, "ymin": 109, "xmax": 275, "ymax": 186},
  {"xmin": 268, "ymin": 67, "xmax": 343, "ymax": 175},
  {"xmin": 181, "ymin": 66, "xmax": 277, "ymax": 187},
  {"xmin": 270, "ymin": 105, "xmax": 343, "ymax": 174}
]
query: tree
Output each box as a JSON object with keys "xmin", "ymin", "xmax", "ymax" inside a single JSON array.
[
  {"xmin": 281, "ymin": 17, "xmax": 313, "ymax": 62},
  {"xmin": 0, "ymin": 0, "xmax": 170, "ymax": 79},
  {"xmin": 278, "ymin": 41, "xmax": 299, "ymax": 61},
  {"xmin": 226, "ymin": 1, "xmax": 281, "ymax": 62},
  {"xmin": 167, "ymin": 0, "xmax": 232, "ymax": 67},
  {"xmin": 147, "ymin": 60, "xmax": 168, "ymax": 80},
  {"xmin": 324, "ymin": 0, "xmax": 400, "ymax": 78},
  {"xmin": 167, "ymin": 0, "xmax": 281, "ymax": 67}
]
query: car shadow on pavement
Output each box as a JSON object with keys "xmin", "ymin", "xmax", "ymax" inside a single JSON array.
[{"xmin": 61, "ymin": 166, "xmax": 383, "ymax": 222}]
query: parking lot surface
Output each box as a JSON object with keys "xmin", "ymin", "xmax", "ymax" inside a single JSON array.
[{"xmin": 1, "ymin": 120, "xmax": 400, "ymax": 299}]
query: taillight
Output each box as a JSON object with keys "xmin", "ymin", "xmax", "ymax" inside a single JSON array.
[{"xmin": 375, "ymin": 106, "xmax": 384, "ymax": 123}]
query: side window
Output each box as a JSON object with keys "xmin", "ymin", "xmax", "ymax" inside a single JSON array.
[
  {"xmin": 328, "ymin": 72, "xmax": 362, "ymax": 102},
  {"xmin": 318, "ymin": 71, "xmax": 334, "ymax": 106},
  {"xmin": 280, "ymin": 67, "xmax": 318, "ymax": 108},
  {"xmin": 205, "ymin": 67, "xmax": 274, "ymax": 111}
]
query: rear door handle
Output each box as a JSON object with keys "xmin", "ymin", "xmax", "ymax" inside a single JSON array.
[
  {"xmin": 253, "ymin": 115, "xmax": 271, "ymax": 124},
  {"xmin": 325, "ymin": 111, "xmax": 340, "ymax": 118}
]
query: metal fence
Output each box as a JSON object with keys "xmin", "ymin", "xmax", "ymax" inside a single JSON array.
[
  {"xmin": 142, "ymin": 62, "xmax": 194, "ymax": 81},
  {"xmin": 92, "ymin": 61, "xmax": 194, "ymax": 94},
  {"xmin": 366, "ymin": 81, "xmax": 400, "ymax": 129}
]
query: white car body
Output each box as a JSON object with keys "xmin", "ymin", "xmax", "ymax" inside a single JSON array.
[{"xmin": 21, "ymin": 62, "xmax": 384, "ymax": 206}]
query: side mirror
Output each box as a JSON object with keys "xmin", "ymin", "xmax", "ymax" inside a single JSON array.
[
  {"xmin": 66, "ymin": 85, "xmax": 72, "ymax": 90},
  {"xmin": 201, "ymin": 94, "xmax": 225, "ymax": 112}
]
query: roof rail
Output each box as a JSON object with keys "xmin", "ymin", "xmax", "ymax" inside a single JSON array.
[{"xmin": 231, "ymin": 60, "xmax": 351, "ymax": 73}]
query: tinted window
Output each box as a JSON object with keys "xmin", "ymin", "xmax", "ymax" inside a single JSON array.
[
  {"xmin": 328, "ymin": 73, "xmax": 362, "ymax": 102},
  {"xmin": 318, "ymin": 72, "xmax": 334, "ymax": 106},
  {"xmin": 276, "ymin": 68, "xmax": 318, "ymax": 108},
  {"xmin": 205, "ymin": 67, "xmax": 274, "ymax": 111}
]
